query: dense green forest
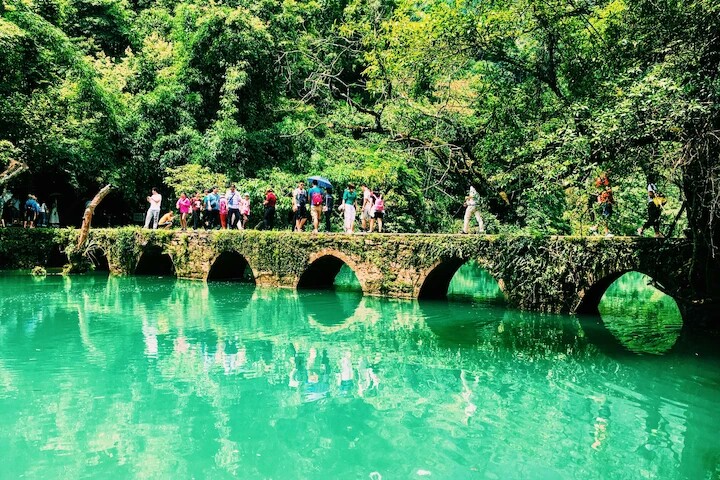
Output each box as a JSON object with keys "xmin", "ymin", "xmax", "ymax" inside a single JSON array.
[{"xmin": 0, "ymin": 0, "xmax": 718, "ymax": 292}]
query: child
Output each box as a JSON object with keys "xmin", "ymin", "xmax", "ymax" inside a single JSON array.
[
  {"xmin": 219, "ymin": 194, "xmax": 228, "ymax": 229},
  {"xmin": 240, "ymin": 193, "xmax": 251, "ymax": 230}
]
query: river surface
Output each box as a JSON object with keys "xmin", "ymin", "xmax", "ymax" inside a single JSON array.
[{"xmin": 0, "ymin": 268, "xmax": 718, "ymax": 480}]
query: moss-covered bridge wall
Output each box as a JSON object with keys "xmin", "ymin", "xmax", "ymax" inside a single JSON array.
[{"xmin": 0, "ymin": 228, "xmax": 695, "ymax": 314}]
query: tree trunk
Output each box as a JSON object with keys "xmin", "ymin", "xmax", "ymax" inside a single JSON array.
[
  {"xmin": 0, "ymin": 160, "xmax": 29, "ymax": 187},
  {"xmin": 682, "ymin": 132, "xmax": 720, "ymax": 306},
  {"xmin": 76, "ymin": 184, "xmax": 113, "ymax": 251},
  {"xmin": 665, "ymin": 201, "xmax": 686, "ymax": 239}
]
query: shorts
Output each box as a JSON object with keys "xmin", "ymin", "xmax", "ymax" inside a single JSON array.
[
  {"xmin": 362, "ymin": 208, "xmax": 372, "ymax": 221},
  {"xmin": 310, "ymin": 205, "xmax": 322, "ymax": 223},
  {"xmin": 294, "ymin": 204, "xmax": 308, "ymax": 221},
  {"xmin": 602, "ymin": 203, "xmax": 613, "ymax": 217},
  {"xmin": 373, "ymin": 211, "xmax": 384, "ymax": 219}
]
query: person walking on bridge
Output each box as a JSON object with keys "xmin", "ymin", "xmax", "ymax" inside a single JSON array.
[
  {"xmin": 176, "ymin": 192, "xmax": 191, "ymax": 231},
  {"xmin": 144, "ymin": 188, "xmax": 162, "ymax": 229},
  {"xmin": 637, "ymin": 182, "xmax": 665, "ymax": 238},
  {"xmin": 341, "ymin": 183, "xmax": 358, "ymax": 233},
  {"xmin": 360, "ymin": 185, "xmax": 373, "ymax": 232},
  {"xmin": 462, "ymin": 186, "xmax": 485, "ymax": 234},
  {"xmin": 262, "ymin": 188, "xmax": 277, "ymax": 230},
  {"xmin": 293, "ymin": 181, "xmax": 308, "ymax": 232},
  {"xmin": 323, "ymin": 187, "xmax": 334, "ymax": 232},
  {"xmin": 598, "ymin": 185, "xmax": 615, "ymax": 237},
  {"xmin": 308, "ymin": 179, "xmax": 324, "ymax": 233},
  {"xmin": 226, "ymin": 184, "xmax": 241, "ymax": 229}
]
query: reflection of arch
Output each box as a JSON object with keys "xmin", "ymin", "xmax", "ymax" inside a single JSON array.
[
  {"xmin": 297, "ymin": 250, "xmax": 364, "ymax": 291},
  {"xmin": 576, "ymin": 269, "xmax": 667, "ymax": 314},
  {"xmin": 300, "ymin": 291, "xmax": 363, "ymax": 332},
  {"xmin": 86, "ymin": 246, "xmax": 108, "ymax": 272},
  {"xmin": 207, "ymin": 251, "xmax": 256, "ymax": 283},
  {"xmin": 418, "ymin": 257, "xmax": 503, "ymax": 300},
  {"xmin": 135, "ymin": 246, "xmax": 175, "ymax": 276}
]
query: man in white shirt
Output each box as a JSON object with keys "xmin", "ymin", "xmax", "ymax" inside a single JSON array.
[
  {"xmin": 226, "ymin": 184, "xmax": 241, "ymax": 229},
  {"xmin": 144, "ymin": 187, "xmax": 162, "ymax": 229}
]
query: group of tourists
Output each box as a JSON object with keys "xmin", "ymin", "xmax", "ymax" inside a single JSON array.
[
  {"xmin": 140, "ymin": 172, "xmax": 668, "ymax": 237},
  {"xmin": 587, "ymin": 172, "xmax": 666, "ymax": 237},
  {"xmin": 0, "ymin": 192, "xmax": 58, "ymax": 228},
  {"xmin": 144, "ymin": 179, "xmax": 388, "ymax": 234},
  {"xmin": 144, "ymin": 185, "xmax": 272, "ymax": 231},
  {"xmin": 589, "ymin": 172, "xmax": 615, "ymax": 236},
  {"xmin": 290, "ymin": 180, "xmax": 385, "ymax": 234}
]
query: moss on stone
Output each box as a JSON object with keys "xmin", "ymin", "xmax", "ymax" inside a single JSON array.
[{"xmin": 0, "ymin": 228, "xmax": 702, "ymax": 313}]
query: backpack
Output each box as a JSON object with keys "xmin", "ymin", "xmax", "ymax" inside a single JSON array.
[
  {"xmin": 311, "ymin": 191, "xmax": 323, "ymax": 206},
  {"xmin": 374, "ymin": 195, "xmax": 384, "ymax": 212},
  {"xmin": 649, "ymin": 184, "xmax": 667, "ymax": 207},
  {"xmin": 653, "ymin": 193, "xmax": 668, "ymax": 207},
  {"xmin": 296, "ymin": 190, "xmax": 307, "ymax": 207}
]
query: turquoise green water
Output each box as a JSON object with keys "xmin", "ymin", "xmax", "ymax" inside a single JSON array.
[{"xmin": 0, "ymin": 270, "xmax": 719, "ymax": 479}]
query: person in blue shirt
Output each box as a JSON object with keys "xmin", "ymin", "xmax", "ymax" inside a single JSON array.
[
  {"xmin": 204, "ymin": 187, "xmax": 220, "ymax": 229},
  {"xmin": 24, "ymin": 194, "xmax": 40, "ymax": 228}
]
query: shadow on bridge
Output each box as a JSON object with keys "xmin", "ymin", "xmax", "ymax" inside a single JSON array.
[
  {"xmin": 208, "ymin": 252, "xmax": 255, "ymax": 283},
  {"xmin": 136, "ymin": 246, "xmax": 175, "ymax": 276}
]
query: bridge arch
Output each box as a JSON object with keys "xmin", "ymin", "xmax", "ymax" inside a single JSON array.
[
  {"xmin": 575, "ymin": 268, "xmax": 672, "ymax": 314},
  {"xmin": 417, "ymin": 257, "xmax": 504, "ymax": 301},
  {"xmin": 207, "ymin": 251, "xmax": 257, "ymax": 283},
  {"xmin": 86, "ymin": 245, "xmax": 109, "ymax": 272},
  {"xmin": 297, "ymin": 249, "xmax": 365, "ymax": 292},
  {"xmin": 135, "ymin": 245, "xmax": 175, "ymax": 276}
]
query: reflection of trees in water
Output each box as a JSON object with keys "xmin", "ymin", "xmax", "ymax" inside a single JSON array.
[
  {"xmin": 598, "ymin": 272, "xmax": 683, "ymax": 355},
  {"xmin": 447, "ymin": 260, "xmax": 504, "ymax": 303},
  {"xmin": 1, "ymin": 275, "xmax": 715, "ymax": 479},
  {"xmin": 333, "ymin": 264, "xmax": 362, "ymax": 291}
]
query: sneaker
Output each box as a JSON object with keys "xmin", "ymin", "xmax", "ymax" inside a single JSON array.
[{"xmin": 605, "ymin": 233, "xmax": 614, "ymax": 238}]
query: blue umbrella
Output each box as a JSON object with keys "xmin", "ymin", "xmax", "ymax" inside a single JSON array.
[{"xmin": 307, "ymin": 176, "xmax": 333, "ymax": 189}]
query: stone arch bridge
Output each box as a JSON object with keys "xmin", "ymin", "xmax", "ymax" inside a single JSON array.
[{"xmin": 73, "ymin": 229, "xmax": 694, "ymax": 314}]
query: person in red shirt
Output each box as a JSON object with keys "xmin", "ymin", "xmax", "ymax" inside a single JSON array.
[{"xmin": 263, "ymin": 188, "xmax": 277, "ymax": 230}]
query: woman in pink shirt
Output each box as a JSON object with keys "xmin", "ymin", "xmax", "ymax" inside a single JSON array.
[
  {"xmin": 240, "ymin": 193, "xmax": 251, "ymax": 230},
  {"xmin": 219, "ymin": 194, "xmax": 228, "ymax": 229},
  {"xmin": 176, "ymin": 192, "xmax": 192, "ymax": 231}
]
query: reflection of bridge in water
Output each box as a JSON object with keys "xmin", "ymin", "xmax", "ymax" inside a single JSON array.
[
  {"xmin": 74, "ymin": 229, "xmax": 696, "ymax": 314},
  {"xmin": 1, "ymin": 273, "xmax": 714, "ymax": 478}
]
